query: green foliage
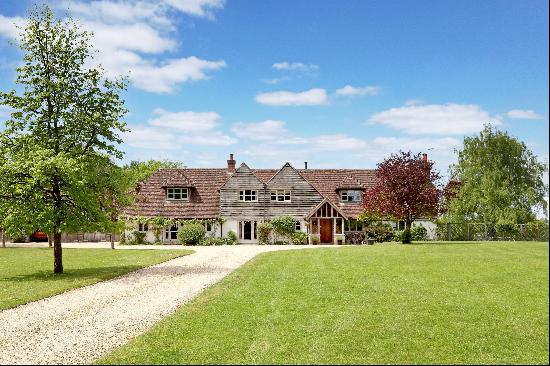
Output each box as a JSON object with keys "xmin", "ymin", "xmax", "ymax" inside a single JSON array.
[
  {"xmin": 411, "ymin": 225, "xmax": 428, "ymax": 241},
  {"xmin": 364, "ymin": 222, "xmax": 393, "ymax": 243},
  {"xmin": 495, "ymin": 219, "xmax": 519, "ymax": 239},
  {"xmin": 524, "ymin": 220, "xmax": 549, "ymax": 241},
  {"xmin": 123, "ymin": 160, "xmax": 185, "ymax": 186},
  {"xmin": 392, "ymin": 230, "xmax": 404, "ymax": 242},
  {"xmin": 0, "ymin": 5, "xmax": 128, "ymax": 272},
  {"xmin": 177, "ymin": 223, "xmax": 205, "ymax": 246},
  {"xmin": 201, "ymin": 237, "xmax": 227, "ymax": 246},
  {"xmin": 257, "ymin": 222, "xmax": 273, "ymax": 245},
  {"xmin": 227, "ymin": 231, "xmax": 238, "ymax": 245},
  {"xmin": 448, "ymin": 124, "xmax": 548, "ymax": 224},
  {"xmin": 130, "ymin": 231, "xmax": 147, "ymax": 245},
  {"xmin": 311, "ymin": 236, "xmax": 320, "ymax": 245},
  {"xmin": 290, "ymin": 231, "xmax": 308, "ymax": 245},
  {"xmin": 271, "ymin": 216, "xmax": 296, "ymax": 238},
  {"xmin": 274, "ymin": 240, "xmax": 289, "ymax": 245}
]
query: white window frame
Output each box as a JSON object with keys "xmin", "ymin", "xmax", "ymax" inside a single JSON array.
[
  {"xmin": 270, "ymin": 189, "xmax": 291, "ymax": 202},
  {"xmin": 295, "ymin": 221, "xmax": 301, "ymax": 231},
  {"xmin": 239, "ymin": 189, "xmax": 258, "ymax": 202},
  {"xmin": 138, "ymin": 223, "xmax": 148, "ymax": 232},
  {"xmin": 166, "ymin": 187, "xmax": 189, "ymax": 201},
  {"xmin": 239, "ymin": 220, "xmax": 257, "ymax": 240},
  {"xmin": 205, "ymin": 222, "xmax": 213, "ymax": 233},
  {"xmin": 340, "ymin": 190, "xmax": 361, "ymax": 202}
]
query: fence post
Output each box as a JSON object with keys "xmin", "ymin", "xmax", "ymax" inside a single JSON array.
[{"xmin": 447, "ymin": 223, "xmax": 451, "ymax": 241}]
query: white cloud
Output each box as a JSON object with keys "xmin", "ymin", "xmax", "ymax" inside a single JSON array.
[
  {"xmin": 335, "ymin": 85, "xmax": 379, "ymax": 97},
  {"xmin": 232, "ymin": 120, "xmax": 292, "ymax": 141},
  {"xmin": 0, "ymin": 2, "xmax": 227, "ymax": 93},
  {"xmin": 150, "ymin": 109, "xmax": 221, "ymax": 132},
  {"xmin": 272, "ymin": 62, "xmax": 319, "ymax": 72},
  {"xmin": 368, "ymin": 103, "xmax": 500, "ymax": 135},
  {"xmin": 255, "ymin": 88, "xmax": 328, "ymax": 106},
  {"xmin": 124, "ymin": 108, "xmax": 235, "ymax": 149},
  {"xmin": 163, "ymin": 0, "xmax": 225, "ymax": 20},
  {"xmin": 506, "ymin": 109, "xmax": 542, "ymax": 120},
  {"xmin": 0, "ymin": 14, "xmax": 25, "ymax": 39}
]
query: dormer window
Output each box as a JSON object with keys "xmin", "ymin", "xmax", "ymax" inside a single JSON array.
[
  {"xmin": 340, "ymin": 190, "xmax": 361, "ymax": 202},
  {"xmin": 271, "ymin": 189, "xmax": 291, "ymax": 202},
  {"xmin": 239, "ymin": 190, "xmax": 257, "ymax": 202},
  {"xmin": 166, "ymin": 187, "xmax": 189, "ymax": 201}
]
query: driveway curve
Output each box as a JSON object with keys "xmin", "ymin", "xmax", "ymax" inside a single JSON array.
[{"xmin": 0, "ymin": 244, "xmax": 336, "ymax": 365}]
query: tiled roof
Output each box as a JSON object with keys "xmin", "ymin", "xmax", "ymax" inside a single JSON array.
[{"xmin": 125, "ymin": 166, "xmax": 377, "ymax": 219}]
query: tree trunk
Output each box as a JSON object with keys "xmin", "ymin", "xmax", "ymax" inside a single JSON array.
[
  {"xmin": 1, "ymin": 229, "xmax": 5, "ymax": 248},
  {"xmin": 53, "ymin": 232, "xmax": 63, "ymax": 273},
  {"xmin": 48, "ymin": 233, "xmax": 53, "ymax": 247},
  {"xmin": 110, "ymin": 233, "xmax": 115, "ymax": 250},
  {"xmin": 402, "ymin": 220, "xmax": 412, "ymax": 244}
]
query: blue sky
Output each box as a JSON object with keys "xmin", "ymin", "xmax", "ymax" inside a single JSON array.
[{"xmin": 0, "ymin": 0, "xmax": 548, "ymax": 178}]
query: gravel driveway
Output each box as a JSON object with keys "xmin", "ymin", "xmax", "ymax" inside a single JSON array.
[{"xmin": 0, "ymin": 244, "xmax": 337, "ymax": 365}]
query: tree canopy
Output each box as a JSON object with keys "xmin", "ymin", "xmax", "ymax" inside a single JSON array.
[
  {"xmin": 362, "ymin": 151, "xmax": 442, "ymax": 243},
  {"xmin": 0, "ymin": 5, "xmax": 128, "ymax": 272},
  {"xmin": 446, "ymin": 124, "xmax": 547, "ymax": 224},
  {"xmin": 123, "ymin": 159, "xmax": 186, "ymax": 186}
]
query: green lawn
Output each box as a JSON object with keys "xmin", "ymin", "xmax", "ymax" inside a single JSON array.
[
  {"xmin": 0, "ymin": 248, "xmax": 192, "ymax": 310},
  {"xmin": 99, "ymin": 242, "xmax": 549, "ymax": 365}
]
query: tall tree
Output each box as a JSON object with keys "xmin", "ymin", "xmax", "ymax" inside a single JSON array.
[
  {"xmin": 0, "ymin": 5, "xmax": 127, "ymax": 272},
  {"xmin": 447, "ymin": 124, "xmax": 547, "ymax": 224},
  {"xmin": 363, "ymin": 151, "xmax": 442, "ymax": 243}
]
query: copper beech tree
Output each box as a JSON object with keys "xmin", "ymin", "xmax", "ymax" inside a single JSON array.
[{"xmin": 363, "ymin": 151, "xmax": 442, "ymax": 243}]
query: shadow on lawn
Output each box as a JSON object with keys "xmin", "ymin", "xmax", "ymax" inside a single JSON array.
[{"xmin": 0, "ymin": 265, "xmax": 143, "ymax": 282}]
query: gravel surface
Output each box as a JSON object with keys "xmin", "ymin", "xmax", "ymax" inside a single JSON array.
[{"xmin": 0, "ymin": 244, "xmax": 337, "ymax": 365}]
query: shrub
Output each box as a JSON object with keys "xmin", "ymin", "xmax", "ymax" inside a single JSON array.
[
  {"xmin": 311, "ymin": 235, "xmax": 320, "ymax": 245},
  {"xmin": 201, "ymin": 237, "xmax": 226, "ymax": 246},
  {"xmin": 257, "ymin": 222, "xmax": 273, "ymax": 245},
  {"xmin": 391, "ymin": 230, "xmax": 403, "ymax": 242},
  {"xmin": 495, "ymin": 219, "xmax": 519, "ymax": 239},
  {"xmin": 524, "ymin": 220, "xmax": 549, "ymax": 241},
  {"xmin": 411, "ymin": 225, "xmax": 428, "ymax": 241},
  {"xmin": 274, "ymin": 240, "xmax": 289, "ymax": 245},
  {"xmin": 271, "ymin": 216, "xmax": 296, "ymax": 240},
  {"xmin": 131, "ymin": 231, "xmax": 147, "ymax": 245},
  {"xmin": 227, "ymin": 230, "xmax": 238, "ymax": 245},
  {"xmin": 177, "ymin": 223, "xmax": 206, "ymax": 245},
  {"xmin": 291, "ymin": 231, "xmax": 308, "ymax": 245},
  {"xmin": 365, "ymin": 222, "xmax": 393, "ymax": 243}
]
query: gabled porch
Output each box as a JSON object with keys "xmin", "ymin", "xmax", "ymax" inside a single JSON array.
[{"xmin": 306, "ymin": 199, "xmax": 348, "ymax": 244}]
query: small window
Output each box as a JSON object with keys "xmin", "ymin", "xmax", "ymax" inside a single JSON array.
[
  {"xmin": 138, "ymin": 223, "xmax": 148, "ymax": 232},
  {"xmin": 341, "ymin": 190, "xmax": 361, "ymax": 202},
  {"xmin": 167, "ymin": 187, "xmax": 189, "ymax": 201},
  {"xmin": 165, "ymin": 224, "xmax": 178, "ymax": 240},
  {"xmin": 239, "ymin": 190, "xmax": 257, "ymax": 202},
  {"xmin": 205, "ymin": 222, "xmax": 213, "ymax": 232},
  {"xmin": 295, "ymin": 221, "xmax": 301, "ymax": 231},
  {"xmin": 344, "ymin": 219, "xmax": 363, "ymax": 232},
  {"xmin": 271, "ymin": 189, "xmax": 291, "ymax": 202}
]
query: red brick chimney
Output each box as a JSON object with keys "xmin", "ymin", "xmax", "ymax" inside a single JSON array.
[
  {"xmin": 422, "ymin": 153, "xmax": 428, "ymax": 162},
  {"xmin": 227, "ymin": 153, "xmax": 236, "ymax": 173}
]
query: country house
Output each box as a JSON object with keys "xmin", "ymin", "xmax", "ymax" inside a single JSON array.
[{"xmin": 124, "ymin": 154, "xmax": 435, "ymax": 244}]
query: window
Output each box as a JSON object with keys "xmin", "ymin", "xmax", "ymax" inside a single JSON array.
[
  {"xmin": 344, "ymin": 219, "xmax": 363, "ymax": 231},
  {"xmin": 271, "ymin": 189, "xmax": 291, "ymax": 202},
  {"xmin": 340, "ymin": 190, "xmax": 361, "ymax": 202},
  {"xmin": 205, "ymin": 222, "xmax": 213, "ymax": 232},
  {"xmin": 239, "ymin": 190, "xmax": 257, "ymax": 202},
  {"xmin": 295, "ymin": 221, "xmax": 301, "ymax": 231},
  {"xmin": 165, "ymin": 224, "xmax": 178, "ymax": 240},
  {"xmin": 166, "ymin": 187, "xmax": 189, "ymax": 201},
  {"xmin": 138, "ymin": 223, "xmax": 148, "ymax": 232}
]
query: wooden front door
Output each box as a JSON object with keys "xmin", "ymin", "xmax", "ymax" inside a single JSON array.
[{"xmin": 320, "ymin": 219, "xmax": 333, "ymax": 243}]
